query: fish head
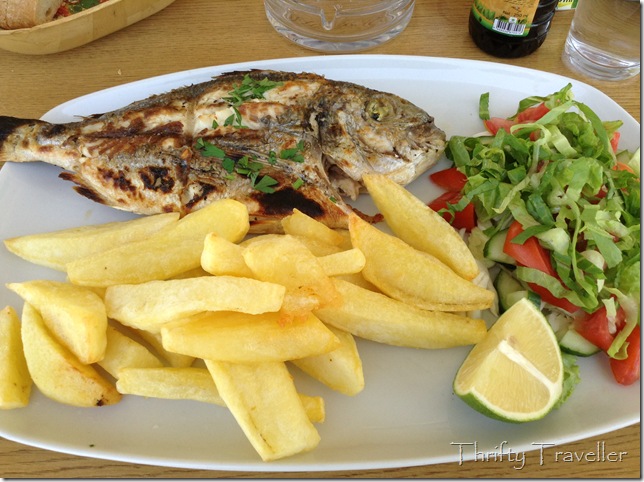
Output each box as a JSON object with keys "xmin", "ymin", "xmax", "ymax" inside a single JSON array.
[{"xmin": 318, "ymin": 87, "xmax": 446, "ymax": 198}]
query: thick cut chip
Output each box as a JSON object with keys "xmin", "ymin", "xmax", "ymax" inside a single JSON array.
[
  {"xmin": 0, "ymin": 306, "xmax": 32, "ymax": 408},
  {"xmin": 201, "ymin": 233, "xmax": 254, "ymax": 278},
  {"xmin": 20, "ymin": 303, "xmax": 121, "ymax": 407},
  {"xmin": 116, "ymin": 367, "xmax": 225, "ymax": 405},
  {"xmin": 242, "ymin": 233, "xmax": 342, "ymax": 257},
  {"xmin": 349, "ymin": 214, "xmax": 494, "ymax": 311},
  {"xmin": 206, "ymin": 360, "xmax": 320, "ymax": 461},
  {"xmin": 317, "ymin": 249, "xmax": 366, "ymax": 277},
  {"xmin": 281, "ymin": 209, "xmax": 345, "ymax": 246},
  {"xmin": 105, "ymin": 276, "xmax": 285, "ymax": 332},
  {"xmin": 315, "ymin": 278, "xmax": 487, "ymax": 349},
  {"xmin": 161, "ymin": 311, "xmax": 339, "ymax": 363},
  {"xmin": 133, "ymin": 329, "xmax": 195, "ymax": 368},
  {"xmin": 7, "ymin": 280, "xmax": 107, "ymax": 364},
  {"xmin": 363, "ymin": 173, "xmax": 479, "ymax": 280},
  {"xmin": 242, "ymin": 235, "xmax": 339, "ymax": 315},
  {"xmin": 67, "ymin": 199, "xmax": 249, "ymax": 286},
  {"xmin": 291, "ymin": 324, "xmax": 364, "ymax": 396},
  {"xmin": 3, "ymin": 212, "xmax": 179, "ymax": 271},
  {"xmin": 116, "ymin": 367, "xmax": 324, "ymax": 423},
  {"xmin": 97, "ymin": 326, "xmax": 163, "ymax": 378},
  {"xmin": 454, "ymin": 298, "xmax": 563, "ymax": 422}
]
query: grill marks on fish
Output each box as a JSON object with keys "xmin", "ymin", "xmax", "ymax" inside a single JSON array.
[{"xmin": 0, "ymin": 70, "xmax": 446, "ymax": 232}]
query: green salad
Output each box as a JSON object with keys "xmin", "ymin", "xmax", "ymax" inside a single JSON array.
[{"xmin": 428, "ymin": 84, "xmax": 640, "ymax": 393}]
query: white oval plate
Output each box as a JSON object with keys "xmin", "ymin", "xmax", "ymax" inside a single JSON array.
[{"xmin": 0, "ymin": 55, "xmax": 639, "ymax": 471}]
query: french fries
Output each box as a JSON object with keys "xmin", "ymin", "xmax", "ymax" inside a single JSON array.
[
  {"xmin": 104, "ymin": 276, "xmax": 286, "ymax": 332},
  {"xmin": 161, "ymin": 311, "xmax": 340, "ymax": 363},
  {"xmin": 349, "ymin": 214, "xmax": 494, "ymax": 312},
  {"xmin": 3, "ymin": 212, "xmax": 179, "ymax": 271},
  {"xmin": 98, "ymin": 326, "xmax": 164, "ymax": 378},
  {"xmin": 116, "ymin": 367, "xmax": 226, "ymax": 405},
  {"xmin": 115, "ymin": 366, "xmax": 325, "ymax": 423},
  {"xmin": 315, "ymin": 278, "xmax": 487, "ymax": 349},
  {"xmin": 0, "ymin": 306, "xmax": 31, "ymax": 408},
  {"xmin": 6, "ymin": 280, "xmax": 107, "ymax": 364},
  {"xmin": 290, "ymin": 324, "xmax": 364, "ymax": 396},
  {"xmin": 20, "ymin": 303, "xmax": 121, "ymax": 407},
  {"xmin": 242, "ymin": 234, "xmax": 340, "ymax": 316},
  {"xmin": 281, "ymin": 208, "xmax": 345, "ymax": 247},
  {"xmin": 67, "ymin": 199, "xmax": 249, "ymax": 287},
  {"xmin": 2, "ymin": 178, "xmax": 496, "ymax": 462},
  {"xmin": 206, "ymin": 360, "xmax": 321, "ymax": 462},
  {"xmin": 362, "ymin": 173, "xmax": 480, "ymax": 280}
]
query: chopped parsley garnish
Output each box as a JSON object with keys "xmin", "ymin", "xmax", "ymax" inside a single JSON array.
[
  {"xmin": 195, "ymin": 137, "xmax": 304, "ymax": 194},
  {"xmin": 279, "ymin": 140, "xmax": 306, "ymax": 163},
  {"xmin": 216, "ymin": 75, "xmax": 283, "ymax": 129},
  {"xmin": 224, "ymin": 75, "xmax": 283, "ymax": 106}
]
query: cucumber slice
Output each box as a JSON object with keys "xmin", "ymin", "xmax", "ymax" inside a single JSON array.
[
  {"xmin": 494, "ymin": 270, "xmax": 540, "ymax": 312},
  {"xmin": 559, "ymin": 328, "xmax": 601, "ymax": 356},
  {"xmin": 483, "ymin": 230, "xmax": 516, "ymax": 265}
]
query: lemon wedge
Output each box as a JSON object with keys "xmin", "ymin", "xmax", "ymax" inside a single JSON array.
[{"xmin": 453, "ymin": 298, "xmax": 563, "ymax": 422}]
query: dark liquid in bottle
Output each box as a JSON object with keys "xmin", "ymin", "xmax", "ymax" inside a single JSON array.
[{"xmin": 469, "ymin": 0, "xmax": 558, "ymax": 58}]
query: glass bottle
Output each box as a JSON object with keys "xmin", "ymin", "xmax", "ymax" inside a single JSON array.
[{"xmin": 469, "ymin": 0, "xmax": 559, "ymax": 58}]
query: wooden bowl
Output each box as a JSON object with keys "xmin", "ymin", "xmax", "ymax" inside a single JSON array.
[{"xmin": 0, "ymin": 0, "xmax": 176, "ymax": 55}]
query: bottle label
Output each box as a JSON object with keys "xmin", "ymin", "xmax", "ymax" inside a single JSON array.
[{"xmin": 471, "ymin": 0, "xmax": 540, "ymax": 37}]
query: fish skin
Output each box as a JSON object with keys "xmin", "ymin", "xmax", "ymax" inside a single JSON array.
[{"xmin": 0, "ymin": 70, "xmax": 446, "ymax": 232}]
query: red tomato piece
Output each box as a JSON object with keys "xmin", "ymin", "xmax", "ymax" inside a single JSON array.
[
  {"xmin": 575, "ymin": 306, "xmax": 626, "ymax": 352},
  {"xmin": 429, "ymin": 168, "xmax": 468, "ymax": 192},
  {"xmin": 484, "ymin": 117, "xmax": 515, "ymax": 135},
  {"xmin": 516, "ymin": 103, "xmax": 550, "ymax": 123},
  {"xmin": 428, "ymin": 192, "xmax": 477, "ymax": 232},
  {"xmin": 610, "ymin": 327, "xmax": 640, "ymax": 385},
  {"xmin": 503, "ymin": 220, "xmax": 579, "ymax": 313},
  {"xmin": 610, "ymin": 131, "xmax": 621, "ymax": 153},
  {"xmin": 503, "ymin": 221, "xmax": 556, "ymax": 275},
  {"xmin": 613, "ymin": 161, "xmax": 635, "ymax": 174}
]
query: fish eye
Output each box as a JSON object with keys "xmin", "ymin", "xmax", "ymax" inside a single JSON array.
[{"xmin": 366, "ymin": 99, "xmax": 392, "ymax": 122}]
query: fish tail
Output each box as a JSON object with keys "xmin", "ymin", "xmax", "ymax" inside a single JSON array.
[
  {"xmin": 0, "ymin": 115, "xmax": 39, "ymax": 145},
  {"xmin": 0, "ymin": 116, "xmax": 47, "ymax": 164},
  {"xmin": 0, "ymin": 116, "xmax": 78, "ymax": 168}
]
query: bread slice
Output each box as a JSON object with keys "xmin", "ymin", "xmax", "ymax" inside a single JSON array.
[{"xmin": 0, "ymin": 0, "xmax": 64, "ymax": 29}]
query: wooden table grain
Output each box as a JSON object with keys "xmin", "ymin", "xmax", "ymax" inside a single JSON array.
[{"xmin": 0, "ymin": 0, "xmax": 639, "ymax": 478}]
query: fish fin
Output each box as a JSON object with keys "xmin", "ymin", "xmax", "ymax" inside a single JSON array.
[{"xmin": 59, "ymin": 171, "xmax": 109, "ymax": 206}]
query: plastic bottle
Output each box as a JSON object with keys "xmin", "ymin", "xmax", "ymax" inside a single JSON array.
[{"xmin": 469, "ymin": 0, "xmax": 558, "ymax": 58}]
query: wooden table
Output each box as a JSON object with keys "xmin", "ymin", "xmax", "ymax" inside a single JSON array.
[{"xmin": 0, "ymin": 0, "xmax": 639, "ymax": 478}]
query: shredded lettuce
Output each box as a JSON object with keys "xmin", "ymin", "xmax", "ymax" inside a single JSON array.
[
  {"xmin": 554, "ymin": 353, "xmax": 581, "ymax": 409},
  {"xmin": 446, "ymin": 84, "xmax": 641, "ymax": 399},
  {"xmin": 447, "ymin": 84, "xmax": 640, "ymax": 319}
]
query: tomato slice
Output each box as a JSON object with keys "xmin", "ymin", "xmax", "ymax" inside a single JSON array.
[
  {"xmin": 429, "ymin": 168, "xmax": 467, "ymax": 192},
  {"xmin": 503, "ymin": 221, "xmax": 578, "ymax": 313},
  {"xmin": 516, "ymin": 103, "xmax": 550, "ymax": 123},
  {"xmin": 484, "ymin": 103, "xmax": 550, "ymax": 137},
  {"xmin": 610, "ymin": 131, "xmax": 621, "ymax": 153},
  {"xmin": 503, "ymin": 221, "xmax": 555, "ymax": 275},
  {"xmin": 484, "ymin": 117, "xmax": 515, "ymax": 135},
  {"xmin": 428, "ymin": 191, "xmax": 477, "ymax": 232},
  {"xmin": 610, "ymin": 327, "xmax": 641, "ymax": 385},
  {"xmin": 575, "ymin": 306, "xmax": 626, "ymax": 352}
]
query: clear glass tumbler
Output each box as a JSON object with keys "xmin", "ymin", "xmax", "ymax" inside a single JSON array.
[
  {"xmin": 264, "ymin": 0, "xmax": 415, "ymax": 52},
  {"xmin": 562, "ymin": 0, "xmax": 640, "ymax": 81}
]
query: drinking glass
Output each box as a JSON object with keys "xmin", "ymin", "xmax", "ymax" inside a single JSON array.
[
  {"xmin": 264, "ymin": 0, "xmax": 415, "ymax": 52},
  {"xmin": 562, "ymin": 0, "xmax": 640, "ymax": 81}
]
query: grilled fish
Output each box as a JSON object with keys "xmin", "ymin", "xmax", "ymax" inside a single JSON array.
[{"xmin": 0, "ymin": 70, "xmax": 446, "ymax": 232}]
